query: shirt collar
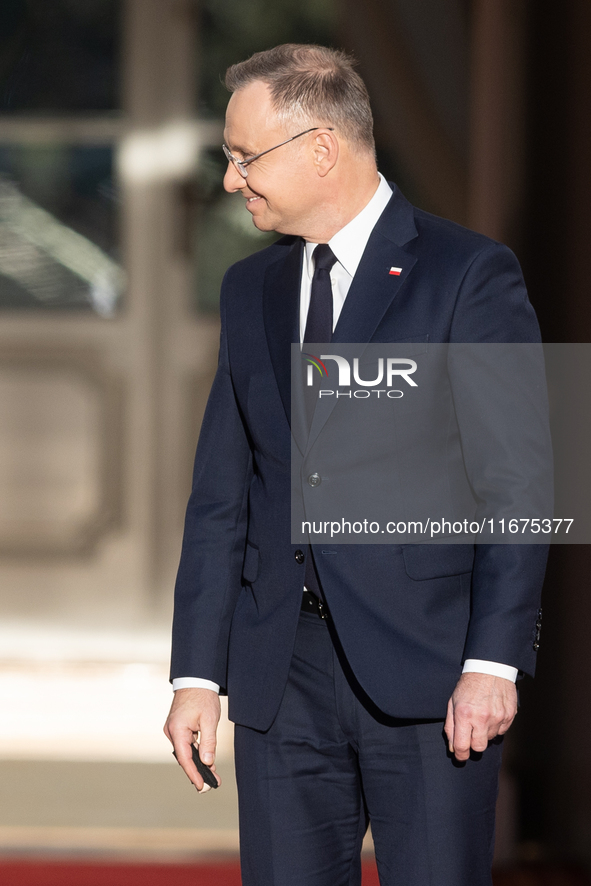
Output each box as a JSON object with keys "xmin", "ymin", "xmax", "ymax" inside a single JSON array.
[{"xmin": 304, "ymin": 173, "xmax": 393, "ymax": 278}]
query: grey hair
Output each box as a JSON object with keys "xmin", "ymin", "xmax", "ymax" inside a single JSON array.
[{"xmin": 225, "ymin": 44, "xmax": 375, "ymax": 154}]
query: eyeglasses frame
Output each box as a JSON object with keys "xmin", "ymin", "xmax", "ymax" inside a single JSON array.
[{"xmin": 222, "ymin": 127, "xmax": 335, "ymax": 178}]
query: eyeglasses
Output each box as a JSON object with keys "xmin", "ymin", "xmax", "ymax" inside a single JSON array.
[{"xmin": 222, "ymin": 127, "xmax": 334, "ymax": 178}]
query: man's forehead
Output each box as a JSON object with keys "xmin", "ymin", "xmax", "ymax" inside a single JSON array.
[{"xmin": 224, "ymin": 81, "xmax": 282, "ymax": 149}]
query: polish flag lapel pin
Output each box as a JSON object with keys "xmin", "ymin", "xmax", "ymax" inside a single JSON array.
[{"xmin": 389, "ymin": 267, "xmax": 402, "ymax": 276}]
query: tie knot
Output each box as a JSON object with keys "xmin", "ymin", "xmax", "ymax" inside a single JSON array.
[{"xmin": 313, "ymin": 243, "xmax": 337, "ymax": 273}]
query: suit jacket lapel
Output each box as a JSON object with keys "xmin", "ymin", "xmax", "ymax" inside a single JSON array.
[
  {"xmin": 262, "ymin": 187, "xmax": 419, "ymax": 453},
  {"xmin": 333, "ymin": 184, "xmax": 418, "ymax": 345},
  {"xmin": 263, "ymin": 236, "xmax": 303, "ymax": 438},
  {"xmin": 306, "ymin": 186, "xmax": 419, "ymax": 452}
]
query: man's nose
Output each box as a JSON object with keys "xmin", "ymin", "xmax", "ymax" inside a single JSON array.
[{"xmin": 223, "ymin": 161, "xmax": 247, "ymax": 193}]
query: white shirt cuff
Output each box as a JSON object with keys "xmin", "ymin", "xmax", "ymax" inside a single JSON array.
[
  {"xmin": 462, "ymin": 659, "xmax": 518, "ymax": 682},
  {"xmin": 172, "ymin": 677, "xmax": 220, "ymax": 693}
]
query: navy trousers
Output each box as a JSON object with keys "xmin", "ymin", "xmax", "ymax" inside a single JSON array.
[{"xmin": 234, "ymin": 609, "xmax": 503, "ymax": 886}]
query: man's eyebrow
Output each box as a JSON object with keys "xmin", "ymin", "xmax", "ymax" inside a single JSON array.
[{"xmin": 225, "ymin": 140, "xmax": 256, "ymax": 156}]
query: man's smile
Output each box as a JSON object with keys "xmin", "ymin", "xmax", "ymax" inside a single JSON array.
[{"xmin": 245, "ymin": 194, "xmax": 265, "ymax": 211}]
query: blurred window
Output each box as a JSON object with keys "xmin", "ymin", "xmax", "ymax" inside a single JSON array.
[
  {"xmin": 0, "ymin": 0, "xmax": 121, "ymax": 314},
  {"xmin": 0, "ymin": 144, "xmax": 121, "ymax": 313}
]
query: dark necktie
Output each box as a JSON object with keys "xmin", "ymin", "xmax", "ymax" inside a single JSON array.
[
  {"xmin": 303, "ymin": 243, "xmax": 337, "ymax": 599},
  {"xmin": 303, "ymin": 243, "xmax": 337, "ymax": 344},
  {"xmin": 303, "ymin": 244, "xmax": 337, "ymax": 426}
]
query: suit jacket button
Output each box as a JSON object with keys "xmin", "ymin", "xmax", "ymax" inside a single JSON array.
[
  {"xmin": 295, "ymin": 549, "xmax": 305, "ymax": 564},
  {"xmin": 308, "ymin": 473, "xmax": 321, "ymax": 487}
]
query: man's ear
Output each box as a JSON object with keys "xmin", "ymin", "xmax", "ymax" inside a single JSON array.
[{"xmin": 312, "ymin": 130, "xmax": 339, "ymax": 177}]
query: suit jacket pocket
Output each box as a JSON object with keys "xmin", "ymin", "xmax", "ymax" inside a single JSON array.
[
  {"xmin": 242, "ymin": 542, "xmax": 260, "ymax": 584},
  {"xmin": 402, "ymin": 545, "xmax": 474, "ymax": 581}
]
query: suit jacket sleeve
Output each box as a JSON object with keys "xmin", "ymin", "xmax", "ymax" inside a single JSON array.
[
  {"xmin": 170, "ymin": 274, "xmax": 253, "ymax": 689},
  {"xmin": 449, "ymin": 240, "xmax": 550, "ymax": 676}
]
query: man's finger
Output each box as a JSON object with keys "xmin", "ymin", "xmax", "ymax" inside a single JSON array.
[
  {"xmin": 198, "ymin": 718, "xmax": 218, "ymax": 766},
  {"xmin": 486, "ymin": 707, "xmax": 514, "ymax": 740},
  {"xmin": 193, "ymin": 742, "xmax": 222, "ymax": 790},
  {"xmin": 173, "ymin": 739, "xmax": 204, "ymax": 787},
  {"xmin": 450, "ymin": 701, "xmax": 477, "ymax": 760},
  {"xmin": 444, "ymin": 697, "xmax": 455, "ymax": 752},
  {"xmin": 171, "ymin": 740, "xmax": 222, "ymax": 791},
  {"xmin": 470, "ymin": 720, "xmax": 489, "ymax": 753},
  {"xmin": 451, "ymin": 721, "xmax": 473, "ymax": 760}
]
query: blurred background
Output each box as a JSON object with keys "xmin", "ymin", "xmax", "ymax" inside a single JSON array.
[{"xmin": 0, "ymin": 0, "xmax": 590, "ymax": 883}]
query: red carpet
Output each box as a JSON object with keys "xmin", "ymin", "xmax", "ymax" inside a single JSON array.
[
  {"xmin": 2, "ymin": 861, "xmax": 591, "ymax": 885},
  {"xmin": 0, "ymin": 860, "xmax": 381, "ymax": 885}
]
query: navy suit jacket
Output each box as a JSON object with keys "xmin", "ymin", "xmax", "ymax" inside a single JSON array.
[{"xmin": 170, "ymin": 184, "xmax": 548, "ymax": 731}]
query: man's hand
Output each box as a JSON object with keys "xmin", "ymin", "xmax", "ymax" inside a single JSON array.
[
  {"xmin": 164, "ymin": 688, "xmax": 222, "ymax": 792},
  {"xmin": 444, "ymin": 672, "xmax": 517, "ymax": 762}
]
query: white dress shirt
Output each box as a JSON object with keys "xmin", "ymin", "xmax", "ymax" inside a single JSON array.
[
  {"xmin": 173, "ymin": 173, "xmax": 517, "ymax": 692},
  {"xmin": 299, "ymin": 173, "xmax": 394, "ymax": 339}
]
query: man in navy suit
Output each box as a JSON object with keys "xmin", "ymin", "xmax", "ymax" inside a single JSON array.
[{"xmin": 165, "ymin": 44, "xmax": 548, "ymax": 886}]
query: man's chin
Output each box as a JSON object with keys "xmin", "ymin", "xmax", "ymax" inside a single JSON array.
[{"xmin": 250, "ymin": 215, "xmax": 275, "ymax": 233}]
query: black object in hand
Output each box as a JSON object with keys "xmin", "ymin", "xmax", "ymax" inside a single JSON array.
[{"xmin": 173, "ymin": 745, "xmax": 219, "ymax": 789}]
